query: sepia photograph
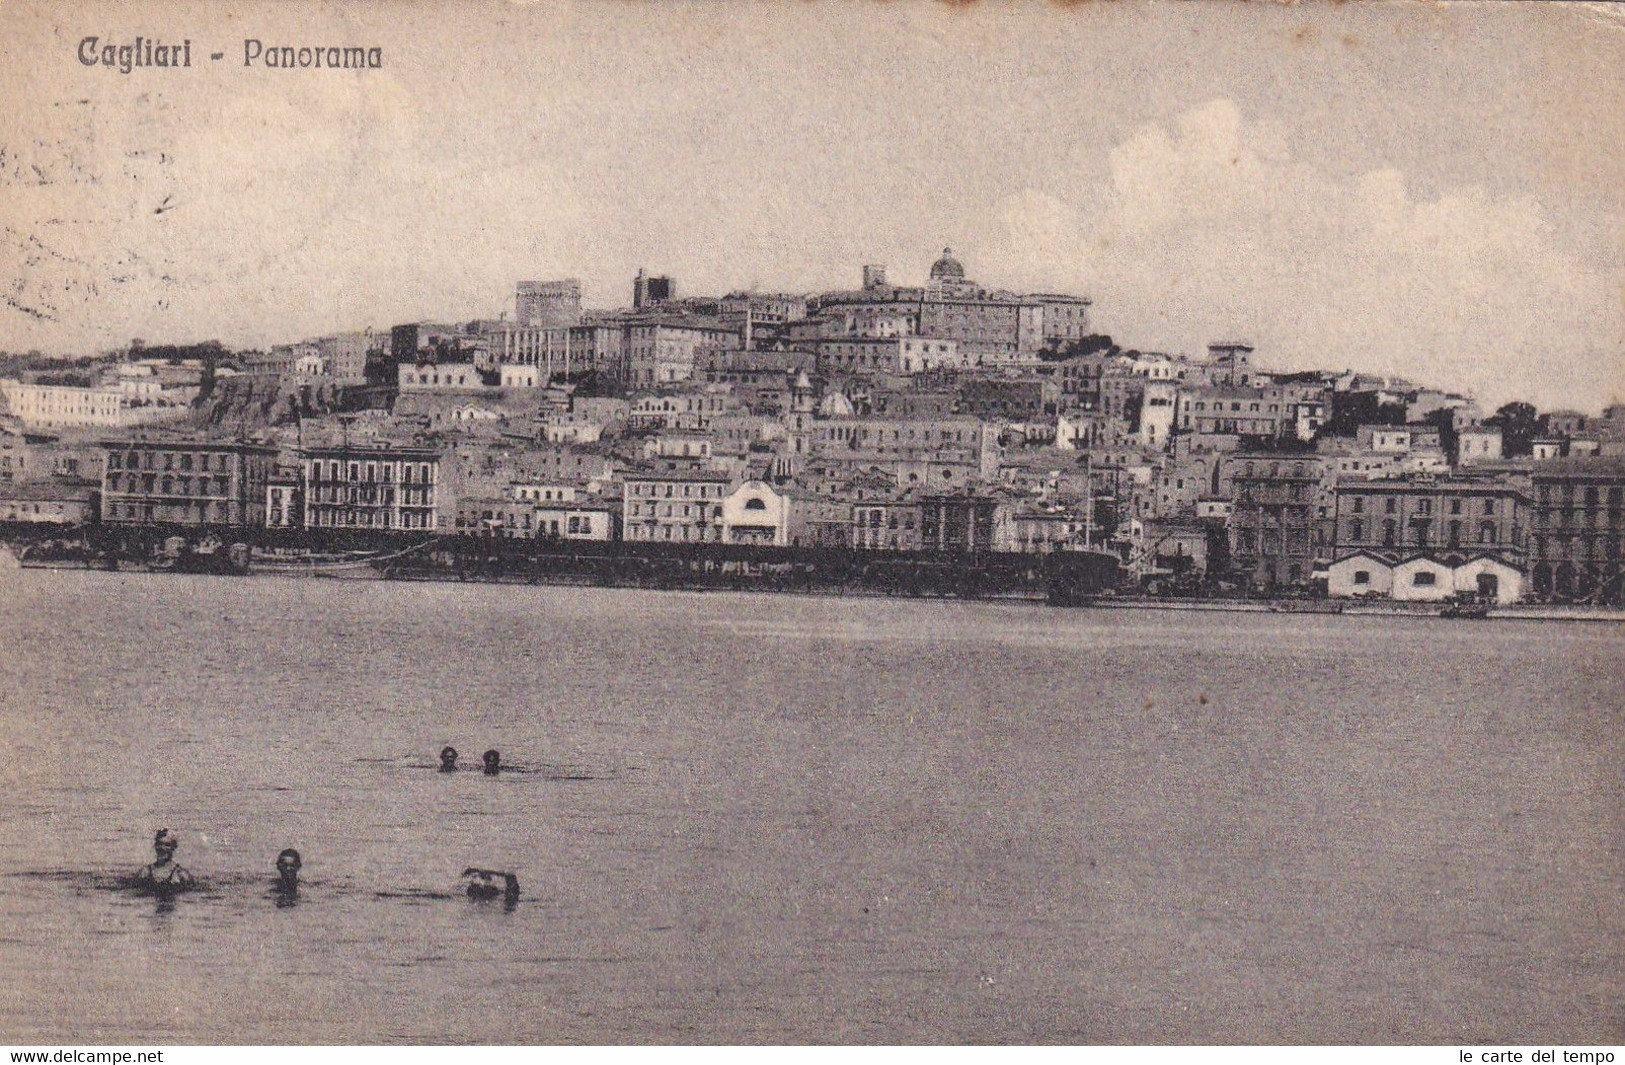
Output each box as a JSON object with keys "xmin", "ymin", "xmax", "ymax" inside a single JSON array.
[{"xmin": 0, "ymin": 0, "xmax": 1622, "ymax": 1048}]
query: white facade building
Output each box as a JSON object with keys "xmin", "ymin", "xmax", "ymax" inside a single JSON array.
[
  {"xmin": 0, "ymin": 380, "xmax": 126, "ymax": 429},
  {"xmin": 720, "ymin": 480, "xmax": 789, "ymax": 545},
  {"xmin": 398, "ymin": 363, "xmax": 483, "ymax": 390}
]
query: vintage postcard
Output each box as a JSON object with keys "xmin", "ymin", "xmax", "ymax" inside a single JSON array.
[{"xmin": 1, "ymin": 0, "xmax": 1622, "ymax": 1048}]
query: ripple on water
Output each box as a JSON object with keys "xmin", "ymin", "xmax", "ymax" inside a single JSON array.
[{"xmin": 0, "ymin": 571, "xmax": 1620, "ymax": 1043}]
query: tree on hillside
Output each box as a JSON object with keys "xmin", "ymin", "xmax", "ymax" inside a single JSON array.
[
  {"xmin": 1422, "ymin": 407, "xmax": 1460, "ymax": 464},
  {"xmin": 1037, "ymin": 334, "xmax": 1117, "ymax": 363},
  {"xmin": 1485, "ymin": 401, "xmax": 1539, "ymax": 458},
  {"xmin": 1320, "ymin": 391, "xmax": 1408, "ymax": 439}
]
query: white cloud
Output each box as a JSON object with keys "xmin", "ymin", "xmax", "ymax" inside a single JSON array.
[{"xmin": 987, "ymin": 98, "xmax": 1624, "ymax": 410}]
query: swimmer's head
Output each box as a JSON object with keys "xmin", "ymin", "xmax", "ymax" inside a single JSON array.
[
  {"xmin": 482, "ymin": 749, "xmax": 500, "ymax": 773},
  {"xmin": 275, "ymin": 848, "xmax": 302, "ymax": 878},
  {"xmin": 439, "ymin": 746, "xmax": 458, "ymax": 770},
  {"xmin": 153, "ymin": 828, "xmax": 178, "ymax": 858}
]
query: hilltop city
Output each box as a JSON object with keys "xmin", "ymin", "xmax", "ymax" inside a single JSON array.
[{"xmin": 1, "ymin": 248, "xmax": 1622, "ymax": 605}]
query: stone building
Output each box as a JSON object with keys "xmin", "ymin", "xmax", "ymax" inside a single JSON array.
[
  {"xmin": 621, "ymin": 469, "xmax": 730, "ymax": 543},
  {"xmin": 1, "ymin": 381, "xmax": 125, "ymax": 429},
  {"xmin": 515, "ymin": 279, "xmax": 583, "ymax": 328},
  {"xmin": 917, "ymin": 492, "xmax": 999, "ymax": 553},
  {"xmin": 301, "ymin": 444, "xmax": 440, "ymax": 531},
  {"xmin": 1528, "ymin": 457, "xmax": 1625, "ymax": 603},
  {"xmin": 1227, "ymin": 454, "xmax": 1325, "ymax": 587},
  {"xmin": 1333, "ymin": 476, "xmax": 1526, "ymax": 561},
  {"xmin": 101, "ymin": 439, "xmax": 277, "ymax": 527}
]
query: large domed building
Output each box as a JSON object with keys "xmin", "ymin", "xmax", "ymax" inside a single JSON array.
[
  {"xmin": 925, "ymin": 246, "xmax": 977, "ymax": 300},
  {"xmin": 817, "ymin": 245, "xmax": 1093, "ymax": 365},
  {"xmin": 929, "ymin": 247, "xmax": 965, "ymax": 281}
]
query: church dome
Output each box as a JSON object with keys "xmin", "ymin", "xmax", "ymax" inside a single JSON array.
[
  {"xmin": 819, "ymin": 391, "xmax": 855, "ymax": 418},
  {"xmin": 929, "ymin": 247, "xmax": 965, "ymax": 280}
]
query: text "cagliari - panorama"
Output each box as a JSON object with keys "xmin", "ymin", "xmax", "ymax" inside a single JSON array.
[{"xmin": 77, "ymin": 37, "xmax": 382, "ymax": 72}]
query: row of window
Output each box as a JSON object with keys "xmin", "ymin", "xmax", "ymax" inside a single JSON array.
[
  {"xmin": 856, "ymin": 508, "xmax": 918, "ymax": 530},
  {"xmin": 1238, "ymin": 485, "xmax": 1312, "ymax": 503},
  {"xmin": 306, "ymin": 509, "xmax": 431, "ymax": 529},
  {"xmin": 627, "ymin": 482, "xmax": 725, "ymax": 499},
  {"xmin": 820, "ymin": 427, "xmax": 973, "ymax": 444},
  {"xmin": 1349, "ymin": 496, "xmax": 1499, "ymax": 516},
  {"xmin": 107, "ymin": 502, "xmax": 231, "ymax": 521},
  {"xmin": 1532, "ymin": 535, "xmax": 1625, "ymax": 561},
  {"xmin": 305, "ymin": 486, "xmax": 433, "ymax": 505},
  {"xmin": 1350, "ymin": 570, "xmax": 1441, "ymax": 588},
  {"xmin": 1534, "ymin": 508, "xmax": 1624, "ymax": 529},
  {"xmin": 1347, "ymin": 519, "xmax": 1502, "ymax": 546},
  {"xmin": 307, "ymin": 461, "xmax": 435, "ymax": 484},
  {"xmin": 107, "ymin": 474, "xmax": 226, "ymax": 497},
  {"xmin": 1183, "ymin": 417, "xmax": 1285, "ymax": 433},
  {"xmin": 110, "ymin": 451, "xmax": 233, "ymax": 473},
  {"xmin": 627, "ymin": 502, "xmax": 723, "ymax": 520},
  {"xmin": 1535, "ymin": 484, "xmax": 1625, "ymax": 506},
  {"xmin": 627, "ymin": 524, "xmax": 720, "ymax": 542},
  {"xmin": 1186, "ymin": 401, "xmax": 1283, "ymax": 414}
]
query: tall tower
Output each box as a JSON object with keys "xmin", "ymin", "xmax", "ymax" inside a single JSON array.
[
  {"xmin": 786, "ymin": 370, "xmax": 816, "ymax": 456},
  {"xmin": 1207, "ymin": 342, "xmax": 1254, "ymax": 387},
  {"xmin": 633, "ymin": 269, "xmax": 675, "ymax": 309},
  {"xmin": 515, "ymin": 280, "xmax": 582, "ymax": 328}
]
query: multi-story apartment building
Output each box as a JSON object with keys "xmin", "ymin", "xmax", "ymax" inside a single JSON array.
[
  {"xmin": 697, "ymin": 350, "xmax": 813, "ymax": 415},
  {"xmin": 1528, "ymin": 457, "xmax": 1625, "ymax": 602},
  {"xmin": 718, "ymin": 291, "xmax": 809, "ymax": 327},
  {"xmin": 265, "ymin": 467, "xmax": 302, "ymax": 528},
  {"xmin": 100, "ymin": 439, "xmax": 277, "ymax": 526},
  {"xmin": 957, "ymin": 377, "xmax": 1054, "ymax": 422},
  {"xmin": 918, "ymin": 493, "xmax": 999, "ymax": 553},
  {"xmin": 2, "ymin": 381, "xmax": 126, "ymax": 429},
  {"xmin": 624, "ymin": 320, "xmax": 741, "ymax": 388},
  {"xmin": 301, "ymin": 444, "xmax": 439, "ymax": 531},
  {"xmin": 1043, "ymin": 351, "xmax": 1123, "ymax": 411},
  {"xmin": 811, "ymin": 416, "xmax": 991, "ymax": 461},
  {"xmin": 509, "ymin": 443, "xmax": 619, "ymax": 489},
  {"xmin": 1176, "ymin": 386, "xmax": 1292, "ymax": 439},
  {"xmin": 851, "ymin": 497, "xmax": 923, "ymax": 551},
  {"xmin": 814, "ymin": 336, "xmax": 971, "ymax": 376},
  {"xmin": 398, "ymin": 363, "xmax": 485, "ymax": 391},
  {"xmin": 314, "ymin": 332, "xmax": 378, "ymax": 385},
  {"xmin": 621, "ymin": 470, "xmax": 731, "ymax": 543},
  {"xmin": 1333, "ymin": 476, "xmax": 1526, "ymax": 560},
  {"xmin": 0, "ymin": 480, "xmax": 99, "ymax": 524},
  {"xmin": 785, "ymin": 490, "xmax": 852, "ymax": 549},
  {"xmin": 490, "ymin": 322, "xmax": 624, "ymax": 382},
  {"xmin": 627, "ymin": 389, "xmax": 739, "ymax": 431},
  {"xmin": 1227, "ymin": 454, "xmax": 1325, "ymax": 587}
]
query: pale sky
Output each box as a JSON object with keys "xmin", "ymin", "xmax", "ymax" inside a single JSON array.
[{"xmin": 2, "ymin": 0, "xmax": 1622, "ymax": 410}]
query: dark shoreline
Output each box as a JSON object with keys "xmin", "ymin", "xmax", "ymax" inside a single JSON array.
[{"xmin": 9, "ymin": 550, "xmax": 1623, "ymax": 622}]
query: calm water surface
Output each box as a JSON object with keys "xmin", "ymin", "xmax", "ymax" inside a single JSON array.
[{"xmin": 0, "ymin": 569, "xmax": 1620, "ymax": 1043}]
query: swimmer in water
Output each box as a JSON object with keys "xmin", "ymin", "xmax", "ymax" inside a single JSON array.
[
  {"xmin": 439, "ymin": 746, "xmax": 459, "ymax": 772},
  {"xmin": 462, "ymin": 867, "xmax": 520, "ymax": 903},
  {"xmin": 134, "ymin": 828, "xmax": 195, "ymax": 894},
  {"xmin": 274, "ymin": 848, "xmax": 301, "ymax": 895},
  {"xmin": 482, "ymin": 749, "xmax": 501, "ymax": 776}
]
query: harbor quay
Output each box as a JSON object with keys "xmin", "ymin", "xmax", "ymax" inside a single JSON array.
[{"xmin": 0, "ymin": 520, "xmax": 1121, "ymax": 603}]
